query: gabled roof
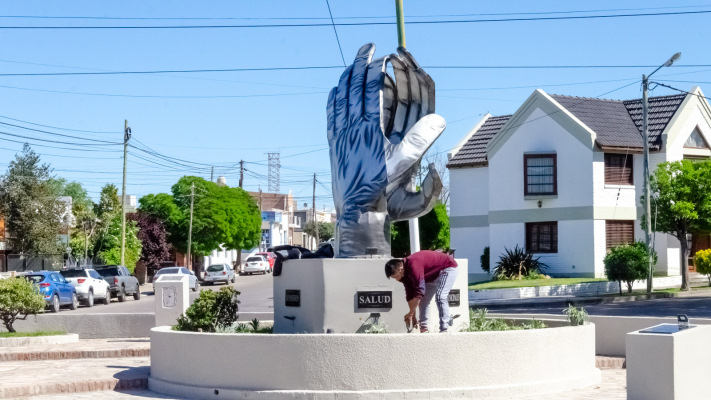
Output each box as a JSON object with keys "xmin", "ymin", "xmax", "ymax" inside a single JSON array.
[
  {"xmin": 445, "ymin": 115, "xmax": 511, "ymax": 168},
  {"xmin": 446, "ymin": 91, "xmax": 687, "ymax": 168}
]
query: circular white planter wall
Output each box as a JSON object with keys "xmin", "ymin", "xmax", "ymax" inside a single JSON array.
[{"xmin": 150, "ymin": 324, "xmax": 600, "ymax": 399}]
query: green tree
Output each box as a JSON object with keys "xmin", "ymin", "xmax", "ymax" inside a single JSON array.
[
  {"xmin": 304, "ymin": 221, "xmax": 334, "ymax": 242},
  {"xmin": 390, "ymin": 203, "xmax": 450, "ymax": 257},
  {"xmin": 694, "ymin": 249, "xmax": 711, "ymax": 286},
  {"xmin": 94, "ymin": 214, "xmax": 142, "ymax": 273},
  {"xmin": 0, "ymin": 276, "xmax": 46, "ymax": 332},
  {"xmin": 50, "ymin": 179, "xmax": 97, "ymax": 261},
  {"xmin": 0, "ymin": 144, "xmax": 64, "ymax": 254},
  {"xmin": 645, "ymin": 160, "xmax": 711, "ymax": 291},
  {"xmin": 139, "ymin": 177, "xmax": 261, "ymax": 267},
  {"xmin": 603, "ymin": 242, "xmax": 655, "ymax": 294}
]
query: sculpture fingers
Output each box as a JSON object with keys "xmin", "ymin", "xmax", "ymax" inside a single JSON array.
[
  {"xmin": 386, "ymin": 164, "xmax": 443, "ymax": 221},
  {"xmin": 363, "ymin": 55, "xmax": 387, "ymax": 123},
  {"xmin": 334, "ymin": 64, "xmax": 353, "ymax": 140},
  {"xmin": 381, "ymin": 71, "xmax": 396, "ymax": 138},
  {"xmin": 387, "ymin": 56, "xmax": 410, "ymax": 144},
  {"xmin": 385, "ymin": 114, "xmax": 446, "ymax": 183},
  {"xmin": 348, "ymin": 43, "xmax": 376, "ymax": 127},
  {"xmin": 397, "ymin": 47, "xmax": 436, "ymax": 118},
  {"xmin": 327, "ymin": 87, "xmax": 337, "ymax": 142}
]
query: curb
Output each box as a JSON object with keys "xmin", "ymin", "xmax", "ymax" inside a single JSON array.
[
  {"xmin": 0, "ymin": 333, "xmax": 78, "ymax": 348},
  {"xmin": 0, "ymin": 347, "xmax": 150, "ymax": 362},
  {"xmin": 0, "ymin": 376, "xmax": 148, "ymax": 398},
  {"xmin": 471, "ymin": 292, "xmax": 675, "ymax": 309}
]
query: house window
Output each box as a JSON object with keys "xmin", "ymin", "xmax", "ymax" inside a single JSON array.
[
  {"xmin": 604, "ymin": 153, "xmax": 633, "ymax": 185},
  {"xmin": 684, "ymin": 127, "xmax": 709, "ymax": 149},
  {"xmin": 526, "ymin": 222, "xmax": 558, "ymax": 253},
  {"xmin": 524, "ymin": 154, "xmax": 557, "ymax": 195},
  {"xmin": 606, "ymin": 220, "xmax": 634, "ymax": 250}
]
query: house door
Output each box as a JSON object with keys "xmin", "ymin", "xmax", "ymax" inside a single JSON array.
[{"xmin": 688, "ymin": 234, "xmax": 711, "ymax": 272}]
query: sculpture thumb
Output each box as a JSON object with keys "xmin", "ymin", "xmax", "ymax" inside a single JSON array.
[{"xmin": 386, "ymin": 114, "xmax": 446, "ymax": 183}]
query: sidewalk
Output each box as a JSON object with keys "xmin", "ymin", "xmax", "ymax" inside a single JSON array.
[{"xmin": 0, "ymin": 336, "xmax": 629, "ymax": 399}]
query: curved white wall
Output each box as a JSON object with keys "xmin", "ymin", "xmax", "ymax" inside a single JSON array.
[{"xmin": 150, "ymin": 324, "xmax": 600, "ymax": 399}]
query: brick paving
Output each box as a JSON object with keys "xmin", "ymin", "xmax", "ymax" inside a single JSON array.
[{"xmin": 0, "ymin": 338, "xmax": 150, "ymax": 362}]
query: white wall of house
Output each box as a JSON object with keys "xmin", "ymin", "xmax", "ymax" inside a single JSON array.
[
  {"xmin": 449, "ymin": 167, "xmax": 489, "ymax": 281},
  {"xmin": 487, "ymin": 106, "xmax": 596, "ymax": 277}
]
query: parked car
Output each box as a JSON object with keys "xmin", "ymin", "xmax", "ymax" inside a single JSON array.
[
  {"xmin": 255, "ymin": 252, "xmax": 276, "ymax": 271},
  {"xmin": 94, "ymin": 265, "xmax": 141, "ymax": 302},
  {"xmin": 60, "ymin": 268, "xmax": 111, "ymax": 307},
  {"xmin": 20, "ymin": 271, "xmax": 78, "ymax": 313},
  {"xmin": 243, "ymin": 255, "xmax": 270, "ymax": 275},
  {"xmin": 152, "ymin": 267, "xmax": 199, "ymax": 292},
  {"xmin": 203, "ymin": 264, "xmax": 235, "ymax": 285}
]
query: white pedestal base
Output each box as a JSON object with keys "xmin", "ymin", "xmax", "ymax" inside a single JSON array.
[
  {"xmin": 273, "ymin": 257, "xmax": 469, "ymax": 333},
  {"xmin": 154, "ymin": 274, "xmax": 189, "ymax": 327}
]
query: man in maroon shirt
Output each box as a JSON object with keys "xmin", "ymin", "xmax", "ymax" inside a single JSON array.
[{"xmin": 385, "ymin": 250, "xmax": 458, "ymax": 333}]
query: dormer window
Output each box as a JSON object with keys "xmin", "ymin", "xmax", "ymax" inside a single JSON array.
[
  {"xmin": 684, "ymin": 127, "xmax": 709, "ymax": 149},
  {"xmin": 524, "ymin": 154, "xmax": 557, "ymax": 196}
]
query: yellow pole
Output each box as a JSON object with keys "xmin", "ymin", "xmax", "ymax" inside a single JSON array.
[{"xmin": 395, "ymin": 0, "xmax": 406, "ymax": 48}]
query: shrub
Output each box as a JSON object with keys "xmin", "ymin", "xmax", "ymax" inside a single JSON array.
[
  {"xmin": 695, "ymin": 249, "xmax": 711, "ymax": 286},
  {"xmin": 0, "ymin": 277, "xmax": 46, "ymax": 333},
  {"xmin": 563, "ymin": 305, "xmax": 589, "ymax": 326},
  {"xmin": 603, "ymin": 242, "xmax": 655, "ymax": 294},
  {"xmin": 480, "ymin": 246, "xmax": 490, "ymax": 273},
  {"xmin": 363, "ymin": 323, "xmax": 389, "ymax": 334},
  {"xmin": 174, "ymin": 287, "xmax": 240, "ymax": 332},
  {"xmin": 494, "ymin": 245, "xmax": 547, "ymax": 280},
  {"xmin": 462, "ymin": 308, "xmax": 546, "ymax": 332}
]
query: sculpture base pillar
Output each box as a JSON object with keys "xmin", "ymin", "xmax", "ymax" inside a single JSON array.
[{"xmin": 273, "ymin": 257, "xmax": 469, "ymax": 333}]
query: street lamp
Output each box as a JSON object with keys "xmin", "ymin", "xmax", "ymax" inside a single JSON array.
[{"xmin": 643, "ymin": 52, "xmax": 681, "ymax": 293}]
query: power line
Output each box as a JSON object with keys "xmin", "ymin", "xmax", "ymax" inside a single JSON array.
[
  {"xmin": 0, "ymin": 9, "xmax": 709, "ymax": 29},
  {"xmin": 324, "ymin": 0, "xmax": 346, "ymax": 67},
  {"xmin": 0, "ymin": 113, "xmax": 119, "ymax": 134},
  {"xmin": 0, "ymin": 120, "xmax": 121, "ymax": 144}
]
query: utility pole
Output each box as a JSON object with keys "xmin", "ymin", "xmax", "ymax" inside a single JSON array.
[
  {"xmin": 642, "ymin": 52, "xmax": 681, "ymax": 293},
  {"xmin": 239, "ymin": 160, "xmax": 244, "ymax": 188},
  {"xmin": 187, "ymin": 182, "xmax": 195, "ymax": 271},
  {"xmin": 120, "ymin": 120, "xmax": 131, "ymax": 266},
  {"xmin": 211, "ymin": 166, "xmax": 214, "ymax": 182},
  {"xmin": 313, "ymin": 173, "xmax": 319, "ymax": 247}
]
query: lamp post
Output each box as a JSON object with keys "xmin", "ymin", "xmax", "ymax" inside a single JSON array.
[{"xmin": 643, "ymin": 52, "xmax": 681, "ymax": 293}]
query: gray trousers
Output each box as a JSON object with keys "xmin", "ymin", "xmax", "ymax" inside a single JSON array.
[{"xmin": 418, "ymin": 267, "xmax": 458, "ymax": 332}]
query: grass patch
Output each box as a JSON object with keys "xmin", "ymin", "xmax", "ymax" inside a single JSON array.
[
  {"xmin": 469, "ymin": 278, "xmax": 608, "ymax": 290},
  {"xmin": 0, "ymin": 330, "xmax": 65, "ymax": 338}
]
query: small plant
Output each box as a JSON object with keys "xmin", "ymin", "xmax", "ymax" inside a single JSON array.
[
  {"xmin": 480, "ymin": 246, "xmax": 490, "ymax": 273},
  {"xmin": 604, "ymin": 242, "xmax": 655, "ymax": 294},
  {"xmin": 234, "ymin": 323, "xmax": 250, "ymax": 333},
  {"xmin": 494, "ymin": 245, "xmax": 548, "ymax": 280},
  {"xmin": 695, "ymin": 249, "xmax": 711, "ymax": 286},
  {"xmin": 519, "ymin": 319, "xmax": 547, "ymax": 330},
  {"xmin": 249, "ymin": 318, "xmax": 261, "ymax": 331},
  {"xmin": 174, "ymin": 287, "xmax": 240, "ymax": 332},
  {"xmin": 462, "ymin": 308, "xmax": 545, "ymax": 332},
  {"xmin": 563, "ymin": 305, "xmax": 589, "ymax": 326},
  {"xmin": 0, "ymin": 277, "xmax": 46, "ymax": 333},
  {"xmin": 363, "ymin": 322, "xmax": 389, "ymax": 334}
]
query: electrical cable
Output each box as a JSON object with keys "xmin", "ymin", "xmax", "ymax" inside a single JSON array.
[{"xmin": 324, "ymin": 0, "xmax": 346, "ymax": 67}]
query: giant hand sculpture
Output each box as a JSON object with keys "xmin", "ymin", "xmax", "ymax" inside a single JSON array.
[{"xmin": 327, "ymin": 43, "xmax": 445, "ymax": 257}]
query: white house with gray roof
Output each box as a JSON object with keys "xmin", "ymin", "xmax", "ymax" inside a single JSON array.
[{"xmin": 447, "ymin": 87, "xmax": 711, "ymax": 283}]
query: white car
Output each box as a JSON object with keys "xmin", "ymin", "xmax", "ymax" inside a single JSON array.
[
  {"xmin": 243, "ymin": 256, "xmax": 270, "ymax": 275},
  {"xmin": 204, "ymin": 264, "xmax": 236, "ymax": 285},
  {"xmin": 59, "ymin": 268, "xmax": 111, "ymax": 307},
  {"xmin": 152, "ymin": 267, "xmax": 199, "ymax": 292}
]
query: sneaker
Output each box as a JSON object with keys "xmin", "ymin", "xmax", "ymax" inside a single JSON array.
[{"xmin": 420, "ymin": 327, "xmax": 429, "ymax": 333}]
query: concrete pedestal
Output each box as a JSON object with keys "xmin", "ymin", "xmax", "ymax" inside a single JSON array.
[
  {"xmin": 627, "ymin": 324, "xmax": 711, "ymax": 400},
  {"xmin": 273, "ymin": 257, "xmax": 469, "ymax": 333},
  {"xmin": 154, "ymin": 274, "xmax": 189, "ymax": 327}
]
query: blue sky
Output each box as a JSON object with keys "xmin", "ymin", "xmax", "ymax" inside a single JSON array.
[{"xmin": 0, "ymin": 1, "xmax": 710, "ymax": 210}]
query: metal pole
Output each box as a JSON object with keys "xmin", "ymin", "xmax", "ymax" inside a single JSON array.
[
  {"xmin": 313, "ymin": 173, "xmax": 319, "ymax": 247},
  {"xmin": 642, "ymin": 75, "xmax": 654, "ymax": 293},
  {"xmin": 120, "ymin": 120, "xmax": 130, "ymax": 266},
  {"xmin": 187, "ymin": 183, "xmax": 195, "ymax": 271},
  {"xmin": 239, "ymin": 160, "xmax": 244, "ymax": 188},
  {"xmin": 395, "ymin": 0, "xmax": 406, "ymax": 48}
]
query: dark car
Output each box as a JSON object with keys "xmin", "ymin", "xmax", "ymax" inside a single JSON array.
[
  {"xmin": 20, "ymin": 271, "xmax": 78, "ymax": 313},
  {"xmin": 94, "ymin": 265, "xmax": 141, "ymax": 302}
]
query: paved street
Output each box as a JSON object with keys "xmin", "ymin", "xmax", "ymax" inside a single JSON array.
[
  {"xmin": 487, "ymin": 295, "xmax": 711, "ymax": 319},
  {"xmin": 69, "ymin": 272, "xmax": 274, "ymax": 316}
]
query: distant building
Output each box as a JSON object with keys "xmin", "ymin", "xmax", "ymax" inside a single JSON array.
[
  {"xmin": 122, "ymin": 195, "xmax": 137, "ymax": 213},
  {"xmin": 247, "ymin": 191, "xmax": 300, "ymax": 249}
]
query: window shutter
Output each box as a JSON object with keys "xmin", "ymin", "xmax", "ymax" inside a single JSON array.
[
  {"xmin": 604, "ymin": 154, "xmax": 633, "ymax": 185},
  {"xmin": 606, "ymin": 220, "xmax": 634, "ymax": 249}
]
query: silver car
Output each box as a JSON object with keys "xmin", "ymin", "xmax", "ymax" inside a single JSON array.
[
  {"xmin": 204, "ymin": 264, "xmax": 236, "ymax": 285},
  {"xmin": 152, "ymin": 267, "xmax": 199, "ymax": 292}
]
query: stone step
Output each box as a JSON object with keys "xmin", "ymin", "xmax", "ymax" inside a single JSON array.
[
  {"xmin": 596, "ymin": 356, "xmax": 625, "ymax": 370},
  {"xmin": 0, "ymin": 338, "xmax": 150, "ymax": 362},
  {"xmin": 0, "ymin": 356, "xmax": 149, "ymax": 399}
]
